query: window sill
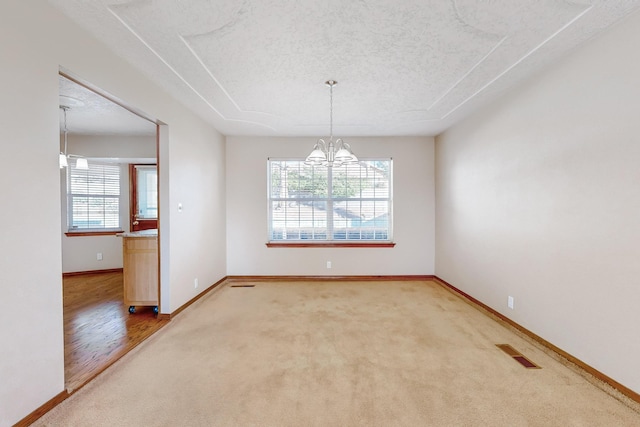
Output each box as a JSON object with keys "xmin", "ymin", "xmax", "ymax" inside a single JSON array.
[
  {"xmin": 266, "ymin": 242, "xmax": 395, "ymax": 248},
  {"xmin": 65, "ymin": 230, "xmax": 123, "ymax": 237}
]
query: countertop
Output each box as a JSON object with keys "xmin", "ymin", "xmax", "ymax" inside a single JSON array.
[{"xmin": 117, "ymin": 229, "xmax": 158, "ymax": 238}]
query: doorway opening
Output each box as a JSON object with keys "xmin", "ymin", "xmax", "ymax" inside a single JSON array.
[{"xmin": 58, "ymin": 70, "xmax": 166, "ymax": 391}]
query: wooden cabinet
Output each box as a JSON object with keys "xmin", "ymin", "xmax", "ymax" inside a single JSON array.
[{"xmin": 121, "ymin": 233, "xmax": 158, "ymax": 312}]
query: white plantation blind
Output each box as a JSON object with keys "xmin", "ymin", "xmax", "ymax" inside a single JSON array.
[
  {"xmin": 268, "ymin": 159, "xmax": 392, "ymax": 241},
  {"xmin": 67, "ymin": 160, "xmax": 121, "ymax": 230}
]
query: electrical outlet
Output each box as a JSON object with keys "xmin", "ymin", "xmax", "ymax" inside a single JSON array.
[
  {"xmin": 508, "ymin": 296, "xmax": 514, "ymax": 310},
  {"xmin": 194, "ymin": 278, "xmax": 199, "ymax": 289},
  {"xmin": 326, "ymin": 261, "xmax": 332, "ymax": 269},
  {"xmin": 96, "ymin": 252, "xmax": 103, "ymax": 261}
]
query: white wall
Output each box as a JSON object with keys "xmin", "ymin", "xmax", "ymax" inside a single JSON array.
[
  {"xmin": 61, "ymin": 134, "xmax": 156, "ymax": 273},
  {"xmin": 64, "ymin": 134, "xmax": 157, "ymax": 159},
  {"xmin": 0, "ymin": 1, "xmax": 226, "ymax": 425},
  {"xmin": 226, "ymin": 136, "xmax": 435, "ymax": 276},
  {"xmin": 435, "ymin": 11, "xmax": 640, "ymax": 393},
  {"xmin": 165, "ymin": 116, "xmax": 226, "ymax": 311}
]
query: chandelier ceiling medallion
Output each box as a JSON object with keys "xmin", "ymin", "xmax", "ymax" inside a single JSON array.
[{"xmin": 305, "ymin": 80, "xmax": 358, "ymax": 168}]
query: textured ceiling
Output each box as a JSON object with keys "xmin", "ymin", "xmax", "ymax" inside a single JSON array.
[
  {"xmin": 49, "ymin": 0, "xmax": 640, "ymax": 137},
  {"xmin": 59, "ymin": 75, "xmax": 156, "ymax": 135}
]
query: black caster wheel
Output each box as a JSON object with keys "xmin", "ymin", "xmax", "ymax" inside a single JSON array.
[
  {"xmin": 128, "ymin": 306, "xmax": 136, "ymax": 314},
  {"xmin": 153, "ymin": 306, "xmax": 158, "ymax": 314}
]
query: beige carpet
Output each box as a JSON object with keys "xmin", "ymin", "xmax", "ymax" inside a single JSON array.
[{"xmin": 35, "ymin": 280, "xmax": 640, "ymax": 426}]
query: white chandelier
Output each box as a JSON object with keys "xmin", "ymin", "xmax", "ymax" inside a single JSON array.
[
  {"xmin": 59, "ymin": 106, "xmax": 88, "ymax": 170},
  {"xmin": 305, "ymin": 80, "xmax": 358, "ymax": 167},
  {"xmin": 59, "ymin": 106, "xmax": 69, "ymax": 169}
]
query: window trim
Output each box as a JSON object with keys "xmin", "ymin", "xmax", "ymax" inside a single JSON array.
[
  {"xmin": 65, "ymin": 230, "xmax": 123, "ymax": 237},
  {"xmin": 267, "ymin": 158, "xmax": 394, "ymax": 246},
  {"xmin": 266, "ymin": 242, "xmax": 396, "ymax": 248}
]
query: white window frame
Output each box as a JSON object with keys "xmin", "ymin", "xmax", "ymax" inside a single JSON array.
[
  {"xmin": 267, "ymin": 158, "xmax": 393, "ymax": 243},
  {"xmin": 67, "ymin": 159, "xmax": 122, "ymax": 232}
]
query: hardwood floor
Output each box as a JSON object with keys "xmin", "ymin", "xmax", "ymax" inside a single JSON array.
[{"xmin": 63, "ymin": 271, "xmax": 168, "ymax": 391}]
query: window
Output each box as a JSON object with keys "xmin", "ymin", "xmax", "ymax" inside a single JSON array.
[
  {"xmin": 130, "ymin": 164, "xmax": 158, "ymax": 232},
  {"xmin": 268, "ymin": 159, "xmax": 392, "ymax": 243},
  {"xmin": 135, "ymin": 166, "xmax": 158, "ymax": 219},
  {"xmin": 67, "ymin": 160, "xmax": 121, "ymax": 232}
]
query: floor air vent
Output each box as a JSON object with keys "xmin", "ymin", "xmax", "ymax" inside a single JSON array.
[
  {"xmin": 230, "ymin": 285, "xmax": 255, "ymax": 288},
  {"xmin": 496, "ymin": 344, "xmax": 541, "ymax": 369}
]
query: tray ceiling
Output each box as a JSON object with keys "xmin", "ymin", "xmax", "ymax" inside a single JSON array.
[{"xmin": 49, "ymin": 0, "xmax": 640, "ymax": 136}]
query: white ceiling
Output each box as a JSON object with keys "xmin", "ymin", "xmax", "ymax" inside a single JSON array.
[
  {"xmin": 59, "ymin": 75, "xmax": 157, "ymax": 135},
  {"xmin": 50, "ymin": 0, "xmax": 640, "ymax": 137}
]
